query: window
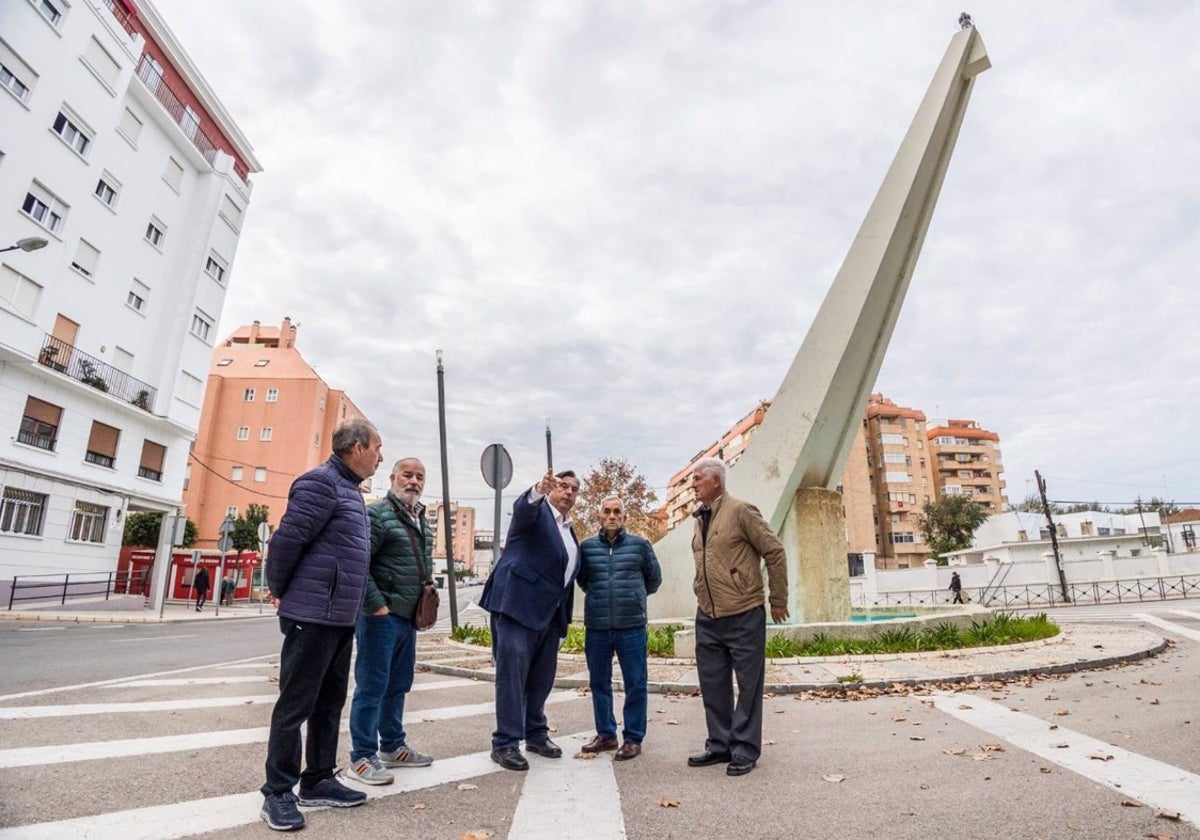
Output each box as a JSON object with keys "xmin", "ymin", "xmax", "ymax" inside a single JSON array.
[
  {"xmin": 144, "ymin": 219, "xmax": 165, "ymax": 248},
  {"xmin": 204, "ymin": 253, "xmax": 226, "ymax": 284},
  {"xmin": 883, "ymin": 472, "xmax": 911, "ymax": 484},
  {"xmin": 266, "ymin": 388, "xmax": 278, "ymax": 403},
  {"xmin": 254, "ymin": 359, "xmax": 269, "ymax": 367},
  {"xmin": 313, "ymin": 433, "xmax": 319, "ymax": 448},
  {"xmin": 33, "ymin": 0, "xmax": 65, "ymax": 28},
  {"xmin": 1, "ymin": 40, "xmax": 37, "ymax": 103},
  {"xmin": 217, "ymin": 358, "xmax": 232, "ymax": 366},
  {"xmin": 231, "ymin": 466, "xmax": 244, "ymax": 482},
  {"xmin": 219, "ymin": 195, "xmax": 243, "ymax": 229},
  {"xmin": 117, "ymin": 107, "xmax": 141, "ymax": 145},
  {"xmin": 226, "ymin": 505, "xmax": 238, "ymax": 518},
  {"xmin": 190, "ymin": 311, "xmax": 212, "ymax": 342},
  {"xmin": 163, "ymin": 157, "xmax": 184, "ymax": 191},
  {"xmin": 260, "ymin": 427, "xmax": 273, "ymax": 442},
  {"xmin": 243, "ymin": 388, "xmax": 255, "ymax": 402},
  {"xmin": 84, "ymin": 421, "xmax": 120, "ymax": 468},
  {"xmin": 18, "ymin": 396, "xmax": 61, "ymax": 450},
  {"xmin": 254, "ymin": 467, "xmax": 267, "ymax": 483},
  {"xmin": 1, "ymin": 265, "xmax": 43, "ymax": 318},
  {"xmin": 883, "ymin": 452, "xmax": 907, "ymax": 464},
  {"xmin": 236, "ymin": 426, "xmax": 249, "ymax": 440},
  {"xmin": 52, "ymin": 109, "xmax": 92, "ymax": 156},
  {"xmin": 94, "ymin": 174, "xmax": 119, "ymax": 207},
  {"xmin": 69, "ymin": 501, "xmax": 109, "ymax": 544},
  {"xmin": 318, "ymin": 395, "xmax": 325, "ymax": 409},
  {"xmin": 138, "ymin": 440, "xmax": 165, "ymax": 481},
  {"xmin": 878, "ymin": 433, "xmax": 906, "ymax": 446},
  {"xmin": 888, "ymin": 532, "xmax": 916, "ymax": 544},
  {"xmin": 70, "ymin": 239, "xmax": 99, "ymax": 278},
  {"xmin": 944, "ymin": 485, "xmax": 963, "ymax": 495},
  {"xmin": 177, "ymin": 370, "xmax": 202, "ymax": 405},
  {"xmin": 934, "ymin": 436, "xmax": 954, "ymax": 445},
  {"xmin": 112, "ymin": 346, "xmax": 132, "ymax": 372},
  {"xmin": 21, "ymin": 182, "xmax": 67, "ymax": 233},
  {"xmin": 1, "ymin": 487, "xmax": 47, "ymax": 536},
  {"xmin": 81, "ymin": 37, "xmax": 119, "ymax": 88},
  {"xmin": 126, "ymin": 279, "xmax": 148, "ymax": 313}
]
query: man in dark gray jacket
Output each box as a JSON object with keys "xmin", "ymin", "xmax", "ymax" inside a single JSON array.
[
  {"xmin": 260, "ymin": 419, "xmax": 383, "ymax": 832},
  {"xmin": 577, "ymin": 496, "xmax": 661, "ymax": 761}
]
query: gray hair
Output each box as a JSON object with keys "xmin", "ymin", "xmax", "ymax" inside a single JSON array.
[
  {"xmin": 692, "ymin": 457, "xmax": 727, "ymax": 483},
  {"xmin": 332, "ymin": 418, "xmax": 378, "ymax": 455},
  {"xmin": 599, "ymin": 495, "xmax": 624, "ymax": 512},
  {"xmin": 391, "ymin": 457, "xmax": 424, "ymax": 474}
]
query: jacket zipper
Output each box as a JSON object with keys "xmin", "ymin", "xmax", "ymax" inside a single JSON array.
[{"xmin": 701, "ymin": 520, "xmax": 717, "ymax": 619}]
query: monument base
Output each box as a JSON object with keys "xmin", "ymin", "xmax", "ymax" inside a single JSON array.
[{"xmin": 781, "ymin": 487, "xmax": 852, "ymax": 623}]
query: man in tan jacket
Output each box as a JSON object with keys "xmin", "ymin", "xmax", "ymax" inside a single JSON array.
[{"xmin": 687, "ymin": 457, "xmax": 789, "ymax": 777}]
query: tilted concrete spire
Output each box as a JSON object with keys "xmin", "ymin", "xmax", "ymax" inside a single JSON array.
[{"xmin": 651, "ymin": 26, "xmax": 991, "ymax": 621}]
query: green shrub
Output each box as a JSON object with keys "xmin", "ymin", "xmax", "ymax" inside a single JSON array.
[{"xmin": 647, "ymin": 624, "xmax": 682, "ymax": 657}]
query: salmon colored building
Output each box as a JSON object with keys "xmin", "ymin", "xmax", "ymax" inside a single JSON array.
[{"xmin": 182, "ymin": 318, "xmax": 370, "ymax": 547}]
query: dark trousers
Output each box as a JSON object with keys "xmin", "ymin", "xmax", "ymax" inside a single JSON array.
[
  {"xmin": 695, "ymin": 606, "xmax": 766, "ymax": 762},
  {"xmin": 195, "ymin": 589, "xmax": 208, "ymax": 609},
  {"xmin": 491, "ymin": 612, "xmax": 560, "ymax": 750},
  {"xmin": 585, "ymin": 626, "xmax": 649, "ymax": 743},
  {"xmin": 262, "ymin": 618, "xmax": 355, "ymax": 796}
]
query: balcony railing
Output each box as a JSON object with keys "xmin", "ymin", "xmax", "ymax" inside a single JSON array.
[
  {"xmin": 38, "ymin": 334, "xmax": 157, "ymax": 412},
  {"xmin": 134, "ymin": 56, "xmax": 250, "ymax": 188},
  {"xmin": 138, "ymin": 466, "xmax": 163, "ymax": 482},
  {"xmin": 100, "ymin": 0, "xmax": 137, "ymax": 36}
]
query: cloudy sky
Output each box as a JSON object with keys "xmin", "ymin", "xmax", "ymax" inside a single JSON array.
[{"xmin": 155, "ymin": 0, "xmax": 1200, "ymax": 525}]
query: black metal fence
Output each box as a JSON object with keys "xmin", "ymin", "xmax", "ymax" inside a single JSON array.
[
  {"xmin": 6, "ymin": 572, "xmax": 142, "ymax": 610},
  {"xmin": 853, "ymin": 574, "xmax": 1200, "ymax": 610},
  {"xmin": 38, "ymin": 334, "xmax": 156, "ymax": 411}
]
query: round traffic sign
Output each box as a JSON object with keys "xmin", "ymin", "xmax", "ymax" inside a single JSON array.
[
  {"xmin": 480, "ymin": 443, "xmax": 513, "ymax": 490},
  {"xmin": 257, "ymin": 522, "xmax": 271, "ymax": 543},
  {"xmin": 217, "ymin": 535, "xmax": 233, "ymax": 553}
]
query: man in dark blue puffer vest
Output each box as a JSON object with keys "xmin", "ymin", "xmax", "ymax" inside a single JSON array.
[
  {"xmin": 260, "ymin": 419, "xmax": 383, "ymax": 832},
  {"xmin": 577, "ymin": 496, "xmax": 662, "ymax": 761}
]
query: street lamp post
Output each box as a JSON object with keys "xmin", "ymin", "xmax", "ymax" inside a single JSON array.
[{"xmin": 0, "ymin": 237, "xmax": 49, "ymax": 254}]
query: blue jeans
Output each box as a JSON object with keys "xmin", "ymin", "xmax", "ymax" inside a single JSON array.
[
  {"xmin": 584, "ymin": 626, "xmax": 649, "ymax": 744},
  {"xmin": 348, "ymin": 612, "xmax": 417, "ymax": 762}
]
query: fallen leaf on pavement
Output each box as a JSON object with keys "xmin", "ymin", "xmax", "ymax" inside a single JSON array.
[
  {"xmin": 460, "ymin": 831, "xmax": 494, "ymax": 840},
  {"xmin": 411, "ymin": 803, "xmax": 427, "ymax": 810},
  {"xmin": 957, "ymin": 704, "xmax": 973, "ymax": 710},
  {"xmin": 1121, "ymin": 800, "xmax": 1144, "ymax": 808},
  {"xmin": 666, "ymin": 719, "xmax": 679, "ymax": 725},
  {"xmin": 980, "ymin": 744, "xmax": 1005, "ymax": 752},
  {"xmin": 1149, "ymin": 699, "xmax": 1160, "ymax": 705},
  {"xmin": 457, "ymin": 783, "xmax": 479, "ymax": 791},
  {"xmin": 892, "ymin": 715, "xmax": 907, "ymax": 722},
  {"xmin": 1145, "ymin": 833, "xmax": 1173, "ymax": 840},
  {"xmin": 548, "ymin": 725, "xmax": 558, "ymax": 733},
  {"xmin": 1052, "ymin": 743, "xmax": 1070, "ymax": 749},
  {"xmin": 822, "ymin": 774, "xmax": 845, "ymax": 783},
  {"xmin": 1039, "ymin": 767, "xmax": 1052, "ymax": 774},
  {"xmin": 1156, "ymin": 810, "xmax": 1181, "ymax": 821},
  {"xmin": 660, "ymin": 799, "xmax": 680, "ymax": 808},
  {"xmin": 1054, "ymin": 709, "xmax": 1070, "ymax": 716},
  {"xmin": 971, "ymin": 754, "xmax": 993, "ymax": 762},
  {"xmin": 942, "ymin": 748, "xmax": 966, "ymax": 756},
  {"xmin": 573, "ymin": 752, "xmax": 597, "ymax": 760},
  {"xmin": 909, "ymin": 736, "xmax": 925, "ymax": 741},
  {"xmin": 764, "ymin": 739, "xmax": 776, "ymax": 746},
  {"xmin": 1089, "ymin": 753, "xmax": 1114, "ymax": 762}
]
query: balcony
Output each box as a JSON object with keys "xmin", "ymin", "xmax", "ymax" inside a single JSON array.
[
  {"xmin": 134, "ymin": 56, "xmax": 250, "ymax": 186},
  {"xmin": 100, "ymin": 0, "xmax": 137, "ymax": 36},
  {"xmin": 37, "ymin": 334, "xmax": 157, "ymax": 412}
]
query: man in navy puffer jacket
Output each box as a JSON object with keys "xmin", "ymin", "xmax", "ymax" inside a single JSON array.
[
  {"xmin": 260, "ymin": 418, "xmax": 383, "ymax": 832},
  {"xmin": 576, "ymin": 496, "xmax": 662, "ymax": 761}
]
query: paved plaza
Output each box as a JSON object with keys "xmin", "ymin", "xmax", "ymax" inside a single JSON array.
[{"xmin": 0, "ymin": 601, "xmax": 1198, "ymax": 839}]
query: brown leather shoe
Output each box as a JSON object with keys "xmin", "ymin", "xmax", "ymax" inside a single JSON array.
[
  {"xmin": 614, "ymin": 742, "xmax": 642, "ymax": 761},
  {"xmin": 581, "ymin": 735, "xmax": 619, "ymax": 754}
]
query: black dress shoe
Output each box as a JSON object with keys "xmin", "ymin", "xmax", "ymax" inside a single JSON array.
[
  {"xmin": 726, "ymin": 756, "xmax": 757, "ymax": 776},
  {"xmin": 525, "ymin": 738, "xmax": 563, "ymax": 758},
  {"xmin": 687, "ymin": 749, "xmax": 732, "ymax": 767},
  {"xmin": 490, "ymin": 747, "xmax": 529, "ymax": 771}
]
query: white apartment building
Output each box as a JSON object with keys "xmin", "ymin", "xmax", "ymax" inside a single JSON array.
[{"xmin": 0, "ymin": 0, "xmax": 259, "ymax": 589}]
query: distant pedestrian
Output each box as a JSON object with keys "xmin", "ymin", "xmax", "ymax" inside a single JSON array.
[
  {"xmin": 577, "ymin": 496, "xmax": 661, "ymax": 761},
  {"xmin": 687, "ymin": 458, "xmax": 789, "ymax": 778},
  {"xmin": 259, "ymin": 418, "xmax": 384, "ymax": 832},
  {"xmin": 346, "ymin": 457, "xmax": 435, "ymax": 787},
  {"xmin": 949, "ymin": 571, "xmax": 964, "ymax": 604},
  {"xmin": 193, "ymin": 566, "xmax": 210, "ymax": 612},
  {"xmin": 221, "ymin": 575, "xmax": 236, "ymax": 606}
]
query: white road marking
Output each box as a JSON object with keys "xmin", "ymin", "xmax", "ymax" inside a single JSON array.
[
  {"xmin": 216, "ymin": 663, "xmax": 278, "ymax": 669},
  {"xmin": 1131, "ymin": 612, "xmax": 1200, "ymax": 643},
  {"xmin": 15, "ymin": 627, "xmax": 65, "ymax": 632},
  {"xmin": 0, "ymin": 734, "xmax": 593, "ymax": 840},
  {"xmin": 109, "ymin": 676, "xmax": 274, "ymax": 687},
  {"xmin": 0, "ymin": 691, "xmax": 581, "ymax": 766},
  {"xmin": 111, "ymin": 634, "xmax": 197, "ymax": 643},
  {"xmin": 1167, "ymin": 609, "xmax": 1200, "ymax": 620},
  {"xmin": 0, "ymin": 695, "xmax": 280, "ymax": 718},
  {"xmin": 507, "ymin": 734, "xmax": 626, "ymax": 840},
  {"xmin": 0, "ymin": 653, "xmax": 278, "ymax": 702},
  {"xmin": 933, "ymin": 692, "xmax": 1200, "ymax": 828}
]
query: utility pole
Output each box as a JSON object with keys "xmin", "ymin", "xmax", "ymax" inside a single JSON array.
[
  {"xmin": 436, "ymin": 350, "xmax": 459, "ymax": 631},
  {"xmin": 1036, "ymin": 470, "xmax": 1070, "ymax": 603},
  {"xmin": 1135, "ymin": 497, "xmax": 1151, "ymax": 546}
]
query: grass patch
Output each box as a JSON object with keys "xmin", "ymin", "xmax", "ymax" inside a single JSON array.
[{"xmin": 450, "ymin": 613, "xmax": 1059, "ymax": 659}]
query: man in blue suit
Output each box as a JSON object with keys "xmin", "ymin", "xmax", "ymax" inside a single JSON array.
[{"xmin": 479, "ymin": 468, "xmax": 580, "ymax": 770}]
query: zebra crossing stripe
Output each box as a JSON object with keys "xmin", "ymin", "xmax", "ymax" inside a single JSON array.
[
  {"xmin": 508, "ymin": 734, "xmax": 626, "ymax": 840},
  {"xmin": 0, "ymin": 734, "xmax": 596, "ymax": 840},
  {"xmin": 0, "ymin": 691, "xmax": 580, "ymax": 768},
  {"xmin": 933, "ymin": 693, "xmax": 1200, "ymax": 828},
  {"xmin": 1131, "ymin": 613, "xmax": 1200, "ymax": 644}
]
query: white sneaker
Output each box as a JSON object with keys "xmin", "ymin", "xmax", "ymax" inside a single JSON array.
[
  {"xmin": 346, "ymin": 754, "xmax": 394, "ymax": 785},
  {"xmin": 379, "ymin": 745, "xmax": 433, "ymax": 768}
]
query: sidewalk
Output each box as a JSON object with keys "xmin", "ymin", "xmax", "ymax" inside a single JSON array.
[
  {"xmin": 0, "ymin": 600, "xmax": 1167, "ymax": 692},
  {"xmin": 0, "ymin": 597, "xmax": 275, "ymax": 623}
]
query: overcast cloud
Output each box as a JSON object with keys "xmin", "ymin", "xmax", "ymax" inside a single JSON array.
[{"xmin": 154, "ymin": 0, "xmax": 1200, "ymax": 525}]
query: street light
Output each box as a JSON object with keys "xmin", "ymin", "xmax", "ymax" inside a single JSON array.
[{"xmin": 0, "ymin": 237, "xmax": 49, "ymax": 254}]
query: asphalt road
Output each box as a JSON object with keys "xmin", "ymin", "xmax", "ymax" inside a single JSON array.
[{"xmin": 0, "ymin": 599, "xmax": 1198, "ymax": 839}]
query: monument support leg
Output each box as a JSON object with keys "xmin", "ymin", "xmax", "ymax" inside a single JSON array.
[{"xmin": 780, "ymin": 488, "xmax": 851, "ymax": 624}]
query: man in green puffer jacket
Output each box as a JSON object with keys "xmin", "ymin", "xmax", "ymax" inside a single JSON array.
[
  {"xmin": 577, "ymin": 496, "xmax": 662, "ymax": 761},
  {"xmin": 346, "ymin": 458, "xmax": 436, "ymax": 787}
]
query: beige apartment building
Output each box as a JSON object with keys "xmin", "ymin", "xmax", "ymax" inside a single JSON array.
[
  {"xmin": 182, "ymin": 318, "xmax": 370, "ymax": 546},
  {"xmin": 430, "ymin": 501, "xmax": 477, "ymax": 573},
  {"xmin": 662, "ymin": 393, "xmax": 1007, "ymax": 569}
]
